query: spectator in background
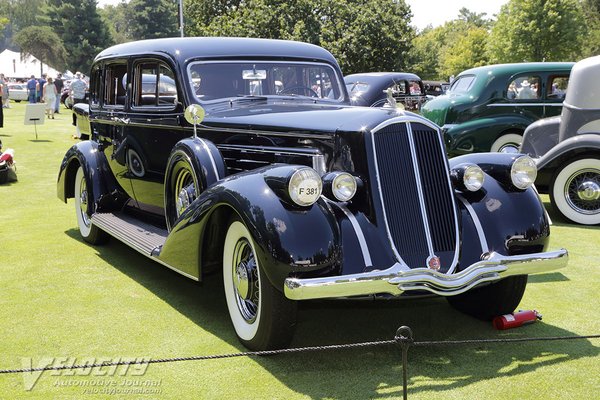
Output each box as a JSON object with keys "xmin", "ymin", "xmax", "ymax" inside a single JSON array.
[
  {"xmin": 69, "ymin": 72, "xmax": 87, "ymax": 105},
  {"xmin": 43, "ymin": 77, "xmax": 57, "ymax": 119},
  {"xmin": 54, "ymin": 73, "xmax": 64, "ymax": 113},
  {"xmin": 26, "ymin": 75, "xmax": 38, "ymax": 103},
  {"xmin": 0, "ymin": 78, "xmax": 3, "ymax": 127},
  {"xmin": 0, "ymin": 73, "xmax": 9, "ymax": 108},
  {"xmin": 37, "ymin": 73, "xmax": 47, "ymax": 103},
  {"xmin": 517, "ymin": 80, "xmax": 537, "ymax": 100}
]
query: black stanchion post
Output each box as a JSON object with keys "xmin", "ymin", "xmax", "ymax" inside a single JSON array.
[{"xmin": 395, "ymin": 326, "xmax": 414, "ymax": 400}]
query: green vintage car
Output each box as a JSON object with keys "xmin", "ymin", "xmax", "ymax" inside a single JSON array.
[{"xmin": 421, "ymin": 62, "xmax": 574, "ymax": 156}]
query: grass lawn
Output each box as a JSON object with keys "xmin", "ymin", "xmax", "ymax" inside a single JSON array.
[{"xmin": 0, "ymin": 101, "xmax": 598, "ymax": 399}]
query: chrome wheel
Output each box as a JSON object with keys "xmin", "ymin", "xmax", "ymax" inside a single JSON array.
[
  {"xmin": 174, "ymin": 167, "xmax": 196, "ymax": 218},
  {"xmin": 564, "ymin": 168, "xmax": 600, "ymax": 215},
  {"xmin": 551, "ymin": 158, "xmax": 600, "ymax": 225},
  {"xmin": 231, "ymin": 237, "xmax": 260, "ymax": 323},
  {"xmin": 490, "ymin": 133, "xmax": 522, "ymax": 153}
]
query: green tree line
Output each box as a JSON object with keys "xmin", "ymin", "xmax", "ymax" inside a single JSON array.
[{"xmin": 0, "ymin": 0, "xmax": 599, "ymax": 78}]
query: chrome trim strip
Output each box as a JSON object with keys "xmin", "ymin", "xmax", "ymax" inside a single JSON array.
[
  {"xmin": 197, "ymin": 137, "xmax": 221, "ymax": 180},
  {"xmin": 456, "ymin": 194, "xmax": 489, "ymax": 253},
  {"xmin": 329, "ymin": 202, "xmax": 374, "ymax": 268},
  {"xmin": 487, "ymin": 103, "xmax": 563, "ymax": 107},
  {"xmin": 405, "ymin": 122, "xmax": 435, "ymax": 258},
  {"xmin": 284, "ymin": 249, "xmax": 568, "ymax": 300}
]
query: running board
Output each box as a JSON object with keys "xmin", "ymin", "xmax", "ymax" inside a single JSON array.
[{"xmin": 91, "ymin": 212, "xmax": 167, "ymax": 256}]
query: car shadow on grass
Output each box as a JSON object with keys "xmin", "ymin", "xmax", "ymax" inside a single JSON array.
[{"xmin": 65, "ymin": 228, "xmax": 600, "ymax": 399}]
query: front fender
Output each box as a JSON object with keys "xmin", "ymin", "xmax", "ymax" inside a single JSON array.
[
  {"xmin": 445, "ymin": 116, "xmax": 530, "ymax": 156},
  {"xmin": 57, "ymin": 140, "xmax": 124, "ymax": 214},
  {"xmin": 521, "ymin": 116, "xmax": 561, "ymax": 158},
  {"xmin": 158, "ymin": 165, "xmax": 341, "ymax": 289},
  {"xmin": 536, "ymin": 133, "xmax": 600, "ymax": 170},
  {"xmin": 451, "ymin": 153, "xmax": 549, "ymax": 266}
]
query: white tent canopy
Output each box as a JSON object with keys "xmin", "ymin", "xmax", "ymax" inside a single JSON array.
[{"xmin": 0, "ymin": 49, "xmax": 61, "ymax": 79}]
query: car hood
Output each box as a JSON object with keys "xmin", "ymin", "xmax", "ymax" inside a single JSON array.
[{"xmin": 203, "ymin": 101, "xmax": 411, "ymax": 134}]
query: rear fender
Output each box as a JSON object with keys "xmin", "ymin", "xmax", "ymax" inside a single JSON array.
[
  {"xmin": 57, "ymin": 141, "xmax": 124, "ymax": 214},
  {"xmin": 445, "ymin": 116, "xmax": 530, "ymax": 155}
]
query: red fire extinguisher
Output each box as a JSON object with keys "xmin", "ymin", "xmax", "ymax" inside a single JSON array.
[{"xmin": 492, "ymin": 310, "xmax": 542, "ymax": 330}]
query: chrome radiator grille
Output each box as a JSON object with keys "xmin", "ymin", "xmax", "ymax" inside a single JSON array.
[{"xmin": 371, "ymin": 121, "xmax": 458, "ymax": 270}]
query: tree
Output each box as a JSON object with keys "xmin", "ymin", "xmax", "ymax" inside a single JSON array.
[
  {"xmin": 580, "ymin": 0, "xmax": 600, "ymax": 57},
  {"xmin": 14, "ymin": 26, "xmax": 67, "ymax": 73},
  {"xmin": 0, "ymin": 0, "xmax": 47, "ymax": 50},
  {"xmin": 487, "ymin": 0, "xmax": 586, "ymax": 63},
  {"xmin": 128, "ymin": 0, "xmax": 178, "ymax": 40},
  {"xmin": 438, "ymin": 26, "xmax": 489, "ymax": 79},
  {"xmin": 98, "ymin": 1, "xmax": 132, "ymax": 45},
  {"xmin": 184, "ymin": 0, "xmax": 415, "ymax": 74},
  {"xmin": 45, "ymin": 0, "xmax": 113, "ymax": 73},
  {"xmin": 407, "ymin": 9, "xmax": 490, "ymax": 81}
]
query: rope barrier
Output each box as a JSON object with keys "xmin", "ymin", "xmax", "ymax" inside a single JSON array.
[{"xmin": 1, "ymin": 327, "xmax": 598, "ymax": 399}]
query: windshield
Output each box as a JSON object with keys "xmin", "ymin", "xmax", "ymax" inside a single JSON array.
[
  {"xmin": 188, "ymin": 61, "xmax": 345, "ymax": 103},
  {"xmin": 449, "ymin": 75, "xmax": 476, "ymax": 94},
  {"xmin": 346, "ymin": 82, "xmax": 369, "ymax": 95}
]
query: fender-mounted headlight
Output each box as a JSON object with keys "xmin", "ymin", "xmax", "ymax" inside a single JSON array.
[
  {"xmin": 450, "ymin": 163, "xmax": 485, "ymax": 192},
  {"xmin": 288, "ymin": 167, "xmax": 322, "ymax": 206},
  {"xmin": 322, "ymin": 172, "xmax": 358, "ymax": 202},
  {"xmin": 511, "ymin": 155, "xmax": 537, "ymax": 189}
]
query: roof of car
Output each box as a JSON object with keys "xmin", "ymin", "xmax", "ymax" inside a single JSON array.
[
  {"xmin": 457, "ymin": 62, "xmax": 575, "ymax": 78},
  {"xmin": 95, "ymin": 37, "xmax": 340, "ymax": 66},
  {"xmin": 344, "ymin": 72, "xmax": 421, "ymax": 83}
]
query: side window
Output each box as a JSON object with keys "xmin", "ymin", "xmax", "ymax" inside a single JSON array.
[
  {"xmin": 133, "ymin": 61, "xmax": 177, "ymax": 108},
  {"xmin": 89, "ymin": 65, "xmax": 102, "ymax": 107},
  {"xmin": 103, "ymin": 63, "xmax": 127, "ymax": 107},
  {"xmin": 547, "ymin": 75, "xmax": 569, "ymax": 99},
  {"xmin": 507, "ymin": 75, "xmax": 541, "ymax": 100}
]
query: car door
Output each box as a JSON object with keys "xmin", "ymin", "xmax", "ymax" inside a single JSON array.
[
  {"xmin": 124, "ymin": 58, "xmax": 187, "ymax": 215},
  {"xmin": 90, "ymin": 61, "xmax": 135, "ymax": 201},
  {"xmin": 506, "ymin": 74, "xmax": 545, "ymax": 120}
]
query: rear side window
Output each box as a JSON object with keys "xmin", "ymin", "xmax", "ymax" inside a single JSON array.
[
  {"xmin": 103, "ymin": 63, "xmax": 127, "ymax": 108},
  {"xmin": 506, "ymin": 76, "xmax": 541, "ymax": 100},
  {"xmin": 449, "ymin": 75, "xmax": 476, "ymax": 93},
  {"xmin": 132, "ymin": 62, "xmax": 178, "ymax": 109}
]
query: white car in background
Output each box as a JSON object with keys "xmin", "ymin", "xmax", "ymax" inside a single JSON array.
[{"xmin": 7, "ymin": 83, "xmax": 28, "ymax": 102}]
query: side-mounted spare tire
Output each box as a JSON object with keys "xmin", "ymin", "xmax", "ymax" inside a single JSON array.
[{"xmin": 164, "ymin": 137, "xmax": 226, "ymax": 231}]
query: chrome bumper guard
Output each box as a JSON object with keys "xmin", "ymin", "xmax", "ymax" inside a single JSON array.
[{"xmin": 284, "ymin": 249, "xmax": 568, "ymax": 300}]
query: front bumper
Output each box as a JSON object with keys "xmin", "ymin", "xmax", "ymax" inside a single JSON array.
[{"xmin": 284, "ymin": 249, "xmax": 568, "ymax": 300}]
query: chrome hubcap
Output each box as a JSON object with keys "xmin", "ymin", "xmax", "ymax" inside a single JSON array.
[
  {"xmin": 565, "ymin": 168, "xmax": 600, "ymax": 214},
  {"xmin": 500, "ymin": 144, "xmax": 519, "ymax": 154},
  {"xmin": 79, "ymin": 177, "xmax": 90, "ymax": 227},
  {"xmin": 577, "ymin": 181, "xmax": 600, "ymax": 201},
  {"xmin": 232, "ymin": 239, "xmax": 259, "ymax": 323},
  {"xmin": 174, "ymin": 169, "xmax": 195, "ymax": 218}
]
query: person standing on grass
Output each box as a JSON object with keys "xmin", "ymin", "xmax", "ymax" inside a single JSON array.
[
  {"xmin": 26, "ymin": 75, "xmax": 38, "ymax": 103},
  {"xmin": 54, "ymin": 73, "xmax": 64, "ymax": 113},
  {"xmin": 0, "ymin": 73, "xmax": 9, "ymax": 108},
  {"xmin": 69, "ymin": 72, "xmax": 87, "ymax": 105},
  {"xmin": 37, "ymin": 73, "xmax": 46, "ymax": 103},
  {"xmin": 43, "ymin": 77, "xmax": 57, "ymax": 119},
  {"xmin": 0, "ymin": 79, "xmax": 3, "ymax": 128}
]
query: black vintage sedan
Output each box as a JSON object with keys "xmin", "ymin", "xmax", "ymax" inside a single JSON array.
[
  {"xmin": 58, "ymin": 38, "xmax": 567, "ymax": 350},
  {"xmin": 345, "ymin": 72, "xmax": 428, "ymax": 111}
]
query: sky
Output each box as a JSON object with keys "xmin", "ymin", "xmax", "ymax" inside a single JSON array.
[{"xmin": 96, "ymin": 0, "xmax": 509, "ymax": 31}]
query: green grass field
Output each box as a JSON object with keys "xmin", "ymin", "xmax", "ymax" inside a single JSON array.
[{"xmin": 0, "ymin": 101, "xmax": 598, "ymax": 399}]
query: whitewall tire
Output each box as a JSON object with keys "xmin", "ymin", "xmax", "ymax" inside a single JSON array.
[
  {"xmin": 490, "ymin": 133, "xmax": 522, "ymax": 153},
  {"xmin": 223, "ymin": 219, "xmax": 296, "ymax": 350},
  {"xmin": 550, "ymin": 158, "xmax": 600, "ymax": 225},
  {"xmin": 74, "ymin": 167, "xmax": 108, "ymax": 244}
]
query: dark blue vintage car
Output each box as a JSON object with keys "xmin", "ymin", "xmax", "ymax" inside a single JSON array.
[
  {"xmin": 58, "ymin": 38, "xmax": 568, "ymax": 350},
  {"xmin": 345, "ymin": 72, "xmax": 427, "ymax": 111}
]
